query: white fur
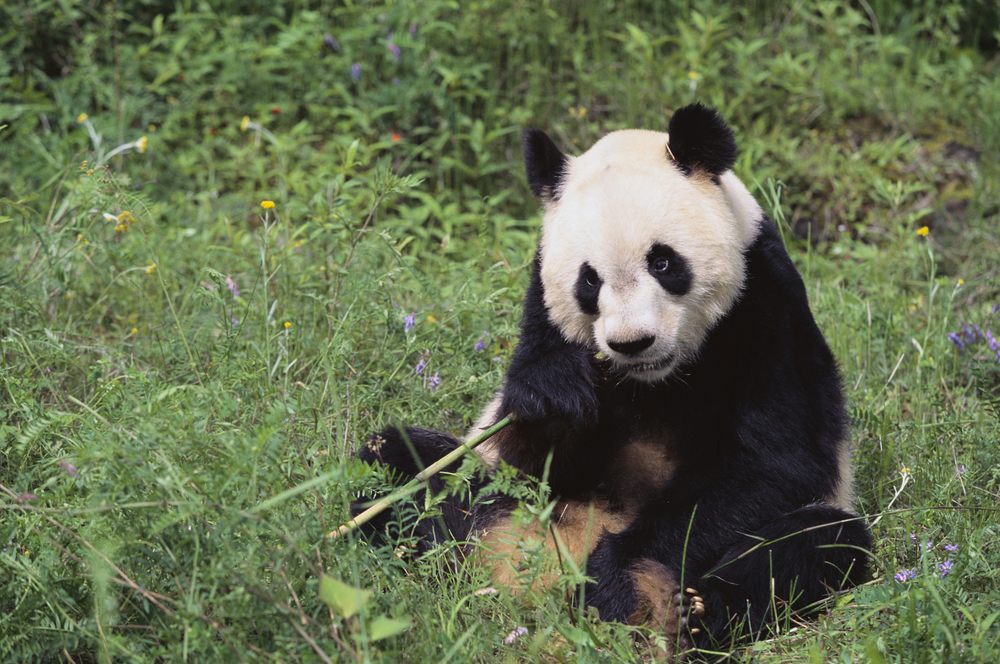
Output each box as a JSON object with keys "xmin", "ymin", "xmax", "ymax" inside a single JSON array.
[{"xmin": 539, "ymin": 130, "xmax": 763, "ymax": 382}]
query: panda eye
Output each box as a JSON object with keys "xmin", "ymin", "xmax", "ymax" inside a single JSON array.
[
  {"xmin": 647, "ymin": 243, "xmax": 692, "ymax": 296},
  {"xmin": 585, "ymin": 270, "xmax": 600, "ymax": 286}
]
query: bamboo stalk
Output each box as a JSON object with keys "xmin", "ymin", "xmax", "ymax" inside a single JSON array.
[{"xmin": 329, "ymin": 415, "xmax": 513, "ymax": 539}]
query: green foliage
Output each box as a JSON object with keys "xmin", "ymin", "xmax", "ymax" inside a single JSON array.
[{"xmin": 1, "ymin": 0, "xmax": 999, "ymax": 661}]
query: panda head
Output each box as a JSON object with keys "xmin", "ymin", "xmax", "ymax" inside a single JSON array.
[{"xmin": 525, "ymin": 103, "xmax": 764, "ymax": 383}]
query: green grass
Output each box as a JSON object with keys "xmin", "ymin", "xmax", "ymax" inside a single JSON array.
[{"xmin": 2, "ymin": 0, "xmax": 999, "ymax": 661}]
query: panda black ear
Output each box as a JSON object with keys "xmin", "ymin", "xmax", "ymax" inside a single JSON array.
[
  {"xmin": 523, "ymin": 129, "xmax": 568, "ymax": 199},
  {"xmin": 666, "ymin": 103, "xmax": 737, "ymax": 178}
]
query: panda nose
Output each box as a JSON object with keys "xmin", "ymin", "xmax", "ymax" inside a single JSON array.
[{"xmin": 607, "ymin": 335, "xmax": 656, "ymax": 356}]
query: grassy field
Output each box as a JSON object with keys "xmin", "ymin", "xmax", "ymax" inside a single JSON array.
[{"xmin": 2, "ymin": 0, "xmax": 999, "ymax": 661}]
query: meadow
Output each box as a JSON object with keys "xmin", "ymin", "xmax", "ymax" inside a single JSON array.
[{"xmin": 2, "ymin": 0, "xmax": 999, "ymax": 661}]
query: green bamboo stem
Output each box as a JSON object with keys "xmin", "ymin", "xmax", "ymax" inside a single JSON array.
[{"xmin": 330, "ymin": 415, "xmax": 514, "ymax": 539}]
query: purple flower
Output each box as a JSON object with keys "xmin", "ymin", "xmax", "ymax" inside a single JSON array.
[
  {"xmin": 324, "ymin": 34, "xmax": 339, "ymax": 50},
  {"xmin": 60, "ymin": 459, "xmax": 79, "ymax": 477},
  {"xmin": 404, "ymin": 313, "xmax": 415, "ymax": 332},
  {"xmin": 504, "ymin": 626, "xmax": 528, "ymax": 644},
  {"xmin": 387, "ymin": 43, "xmax": 401, "ymax": 61},
  {"xmin": 944, "ymin": 544, "xmax": 958, "ymax": 552},
  {"xmin": 949, "ymin": 332, "xmax": 965, "ymax": 349},
  {"xmin": 17, "ymin": 493, "xmax": 38, "ymax": 504},
  {"xmin": 231, "ymin": 315, "xmax": 238, "ymax": 326},
  {"xmin": 957, "ymin": 464, "xmax": 965, "ymax": 476},
  {"xmin": 939, "ymin": 560, "xmax": 954, "ymax": 577},
  {"xmin": 474, "ymin": 331, "xmax": 489, "ymax": 352},
  {"xmin": 427, "ymin": 371, "xmax": 440, "ymax": 391},
  {"xmin": 415, "ymin": 357, "xmax": 426, "ymax": 375},
  {"xmin": 351, "ymin": 63, "xmax": 361, "ymax": 81},
  {"xmin": 894, "ymin": 568, "xmax": 915, "ymax": 583},
  {"xmin": 226, "ymin": 276, "xmax": 240, "ymax": 298},
  {"xmin": 987, "ymin": 329, "xmax": 999, "ymax": 352},
  {"xmin": 910, "ymin": 533, "xmax": 917, "ymax": 544}
]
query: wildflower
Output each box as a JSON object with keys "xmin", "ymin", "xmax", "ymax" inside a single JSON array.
[
  {"xmin": 415, "ymin": 357, "xmax": 426, "ymax": 375},
  {"xmin": 926, "ymin": 541, "xmax": 934, "ymax": 551},
  {"xmin": 102, "ymin": 135, "xmax": 148, "ymax": 161},
  {"xmin": 351, "ymin": 63, "xmax": 361, "ymax": 81},
  {"xmin": 426, "ymin": 315, "xmax": 437, "ymax": 323},
  {"xmin": 910, "ymin": 533, "xmax": 917, "ymax": 544},
  {"xmin": 391, "ymin": 133, "xmax": 402, "ymax": 142},
  {"xmin": 261, "ymin": 200, "xmax": 275, "ymax": 209},
  {"xmin": 241, "ymin": 116, "xmax": 251, "ymax": 131},
  {"xmin": 284, "ymin": 321, "xmax": 291, "ymax": 329},
  {"xmin": 917, "ymin": 226, "xmax": 929, "ymax": 236},
  {"xmin": 894, "ymin": 568, "xmax": 915, "ymax": 583},
  {"xmin": 939, "ymin": 560, "xmax": 954, "ymax": 577},
  {"xmin": 231, "ymin": 316, "xmax": 238, "ymax": 326},
  {"xmin": 473, "ymin": 587, "xmax": 498, "ymax": 596},
  {"xmin": 426, "ymin": 371, "xmax": 440, "ymax": 391},
  {"xmin": 474, "ymin": 331, "xmax": 489, "ymax": 352},
  {"xmin": 504, "ymin": 626, "xmax": 528, "ymax": 644},
  {"xmin": 387, "ymin": 42, "xmax": 401, "ymax": 61},
  {"xmin": 148, "ymin": 124, "xmax": 157, "ymax": 132},
  {"xmin": 324, "ymin": 34, "xmax": 339, "ymax": 50},
  {"xmin": 957, "ymin": 464, "xmax": 965, "ymax": 476},
  {"xmin": 226, "ymin": 276, "xmax": 240, "ymax": 298},
  {"xmin": 949, "ymin": 332, "xmax": 965, "ymax": 349},
  {"xmin": 132, "ymin": 328, "xmax": 138, "ymax": 334},
  {"xmin": 271, "ymin": 107, "xmax": 280, "ymax": 115},
  {"xmin": 404, "ymin": 313, "xmax": 415, "ymax": 332},
  {"xmin": 944, "ymin": 544, "xmax": 958, "ymax": 552},
  {"xmin": 16, "ymin": 493, "xmax": 38, "ymax": 504},
  {"xmin": 60, "ymin": 459, "xmax": 79, "ymax": 477},
  {"xmin": 145, "ymin": 264, "xmax": 156, "ymax": 274},
  {"xmin": 958, "ymin": 279, "xmax": 964, "ymax": 285},
  {"xmin": 77, "ymin": 113, "xmax": 88, "ymax": 123}
]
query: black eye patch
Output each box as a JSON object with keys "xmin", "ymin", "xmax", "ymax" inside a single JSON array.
[
  {"xmin": 575, "ymin": 262, "xmax": 602, "ymax": 315},
  {"xmin": 646, "ymin": 243, "xmax": 691, "ymax": 296}
]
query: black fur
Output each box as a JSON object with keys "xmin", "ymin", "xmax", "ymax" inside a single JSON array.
[
  {"xmin": 523, "ymin": 128, "xmax": 568, "ymax": 198},
  {"xmin": 667, "ymin": 102, "xmax": 737, "ymax": 179},
  {"xmin": 574, "ymin": 262, "xmax": 602, "ymax": 315},
  {"xmin": 353, "ymin": 109, "xmax": 870, "ymax": 652},
  {"xmin": 646, "ymin": 243, "xmax": 692, "ymax": 296}
]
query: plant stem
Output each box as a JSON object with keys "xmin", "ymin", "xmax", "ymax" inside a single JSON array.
[{"xmin": 329, "ymin": 415, "xmax": 514, "ymax": 539}]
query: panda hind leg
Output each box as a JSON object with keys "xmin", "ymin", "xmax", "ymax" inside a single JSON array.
[
  {"xmin": 697, "ymin": 503, "xmax": 871, "ymax": 643},
  {"xmin": 352, "ymin": 427, "xmax": 484, "ymax": 551}
]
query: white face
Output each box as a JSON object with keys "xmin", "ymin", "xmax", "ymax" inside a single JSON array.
[{"xmin": 539, "ymin": 130, "xmax": 762, "ymax": 382}]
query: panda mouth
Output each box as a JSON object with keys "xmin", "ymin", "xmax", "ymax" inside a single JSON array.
[{"xmin": 623, "ymin": 354, "xmax": 676, "ymax": 377}]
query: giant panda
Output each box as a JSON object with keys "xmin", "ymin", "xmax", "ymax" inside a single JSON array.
[{"xmin": 354, "ymin": 102, "xmax": 871, "ymax": 657}]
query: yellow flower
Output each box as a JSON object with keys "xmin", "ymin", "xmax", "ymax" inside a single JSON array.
[
  {"xmin": 426, "ymin": 315, "xmax": 437, "ymax": 323},
  {"xmin": 137, "ymin": 136, "xmax": 148, "ymax": 153},
  {"xmin": 145, "ymin": 264, "xmax": 156, "ymax": 274},
  {"xmin": 917, "ymin": 226, "xmax": 929, "ymax": 236},
  {"xmin": 132, "ymin": 327, "xmax": 138, "ymax": 334},
  {"xmin": 688, "ymin": 71, "xmax": 698, "ymax": 80},
  {"xmin": 148, "ymin": 124, "xmax": 157, "ymax": 132},
  {"xmin": 77, "ymin": 113, "xmax": 88, "ymax": 123},
  {"xmin": 958, "ymin": 279, "xmax": 964, "ymax": 285},
  {"xmin": 241, "ymin": 116, "xmax": 251, "ymax": 131},
  {"xmin": 284, "ymin": 321, "xmax": 291, "ymax": 328},
  {"xmin": 260, "ymin": 200, "xmax": 275, "ymax": 209}
]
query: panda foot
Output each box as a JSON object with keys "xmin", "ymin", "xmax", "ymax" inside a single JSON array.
[{"xmin": 629, "ymin": 560, "xmax": 705, "ymax": 658}]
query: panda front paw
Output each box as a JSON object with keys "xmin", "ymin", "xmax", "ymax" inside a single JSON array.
[{"xmin": 500, "ymin": 353, "xmax": 599, "ymax": 428}]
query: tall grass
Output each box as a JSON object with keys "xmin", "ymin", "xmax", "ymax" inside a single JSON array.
[{"xmin": 2, "ymin": 0, "xmax": 999, "ymax": 661}]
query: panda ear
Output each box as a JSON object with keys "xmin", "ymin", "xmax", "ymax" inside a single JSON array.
[
  {"xmin": 666, "ymin": 103, "xmax": 737, "ymax": 178},
  {"xmin": 523, "ymin": 129, "xmax": 568, "ymax": 199}
]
